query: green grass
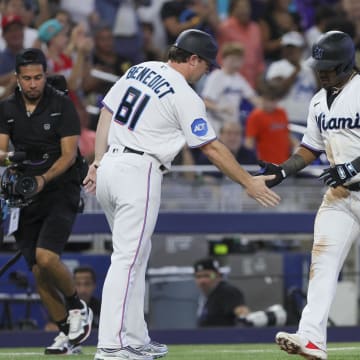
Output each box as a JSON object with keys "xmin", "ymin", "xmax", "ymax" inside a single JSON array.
[{"xmin": 0, "ymin": 343, "xmax": 360, "ymax": 360}]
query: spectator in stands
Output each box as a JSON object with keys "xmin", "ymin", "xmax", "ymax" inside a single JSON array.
[
  {"xmin": 216, "ymin": 0, "xmax": 265, "ymax": 89},
  {"xmin": 37, "ymin": 18, "xmax": 93, "ymax": 94},
  {"xmin": 304, "ymin": 4, "xmax": 337, "ymax": 54},
  {"xmin": 0, "ymin": 15, "xmax": 24, "ymax": 98},
  {"xmin": 0, "ymin": 14, "xmax": 24, "ymax": 75},
  {"xmin": 73, "ymin": 266, "xmax": 101, "ymax": 329},
  {"xmin": 141, "ymin": 22, "xmax": 164, "ymax": 61},
  {"xmin": 340, "ymin": 0, "xmax": 360, "ymax": 48},
  {"xmin": 94, "ymin": 0, "xmax": 144, "ymax": 63},
  {"xmin": 161, "ymin": 0, "xmax": 219, "ymax": 46},
  {"xmin": 194, "ymin": 257, "xmax": 249, "ymax": 327},
  {"xmin": 245, "ymin": 81, "xmax": 295, "ymax": 164},
  {"xmin": 82, "ymin": 23, "xmax": 133, "ymax": 129},
  {"xmin": 58, "ymin": 0, "xmax": 96, "ymax": 30},
  {"xmin": 137, "ymin": 0, "xmax": 169, "ymax": 51},
  {"xmin": 0, "ymin": 0, "xmax": 43, "ymax": 51},
  {"xmin": 257, "ymin": 0, "xmax": 301, "ymax": 63},
  {"xmin": 196, "ymin": 121, "xmax": 257, "ymax": 180},
  {"xmin": 201, "ymin": 42, "xmax": 261, "ymax": 134},
  {"xmin": 265, "ymin": 31, "xmax": 317, "ymax": 129},
  {"xmin": 54, "ymin": 8, "xmax": 74, "ymax": 37}
]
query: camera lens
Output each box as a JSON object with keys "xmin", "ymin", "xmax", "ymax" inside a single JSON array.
[{"xmin": 17, "ymin": 176, "xmax": 37, "ymax": 195}]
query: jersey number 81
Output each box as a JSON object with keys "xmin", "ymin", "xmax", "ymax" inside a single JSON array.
[{"xmin": 115, "ymin": 86, "xmax": 150, "ymax": 130}]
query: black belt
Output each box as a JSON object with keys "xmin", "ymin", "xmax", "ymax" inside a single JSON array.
[
  {"xmin": 345, "ymin": 182, "xmax": 360, "ymax": 191},
  {"xmin": 123, "ymin": 146, "xmax": 166, "ymax": 172},
  {"xmin": 123, "ymin": 146, "xmax": 144, "ymax": 155}
]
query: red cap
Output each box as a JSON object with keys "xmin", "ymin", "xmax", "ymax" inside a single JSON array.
[{"xmin": 2, "ymin": 14, "xmax": 23, "ymax": 32}]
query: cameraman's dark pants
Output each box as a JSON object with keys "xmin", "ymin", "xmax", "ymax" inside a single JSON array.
[{"xmin": 14, "ymin": 182, "xmax": 80, "ymax": 268}]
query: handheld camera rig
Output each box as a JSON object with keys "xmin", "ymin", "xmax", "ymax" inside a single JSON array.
[{"xmin": 0, "ymin": 152, "xmax": 37, "ymax": 208}]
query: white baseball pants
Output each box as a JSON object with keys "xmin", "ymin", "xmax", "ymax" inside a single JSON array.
[
  {"xmin": 298, "ymin": 188, "xmax": 360, "ymax": 351},
  {"xmin": 96, "ymin": 145, "xmax": 163, "ymax": 348}
]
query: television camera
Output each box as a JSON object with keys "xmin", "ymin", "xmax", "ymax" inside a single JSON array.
[{"xmin": 0, "ymin": 151, "xmax": 38, "ymax": 208}]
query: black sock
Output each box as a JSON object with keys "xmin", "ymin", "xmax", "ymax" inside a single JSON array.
[
  {"xmin": 65, "ymin": 292, "xmax": 83, "ymax": 310},
  {"xmin": 56, "ymin": 317, "xmax": 69, "ymax": 335}
]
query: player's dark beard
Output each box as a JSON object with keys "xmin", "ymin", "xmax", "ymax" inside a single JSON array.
[{"xmin": 329, "ymin": 71, "xmax": 356, "ymax": 92}]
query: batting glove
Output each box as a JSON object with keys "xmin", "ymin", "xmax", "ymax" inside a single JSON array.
[
  {"xmin": 319, "ymin": 162, "xmax": 359, "ymax": 187},
  {"xmin": 256, "ymin": 160, "xmax": 287, "ymax": 188}
]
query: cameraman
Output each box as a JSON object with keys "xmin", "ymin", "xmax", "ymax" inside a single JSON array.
[{"xmin": 0, "ymin": 48, "xmax": 92, "ymax": 354}]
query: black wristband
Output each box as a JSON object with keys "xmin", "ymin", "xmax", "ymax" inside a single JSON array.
[{"xmin": 351, "ymin": 156, "xmax": 360, "ymax": 172}]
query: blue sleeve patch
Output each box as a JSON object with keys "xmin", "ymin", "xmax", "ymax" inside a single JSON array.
[{"xmin": 191, "ymin": 118, "xmax": 208, "ymax": 136}]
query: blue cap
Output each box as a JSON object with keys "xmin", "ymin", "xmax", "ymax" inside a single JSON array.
[{"xmin": 38, "ymin": 19, "xmax": 63, "ymax": 43}]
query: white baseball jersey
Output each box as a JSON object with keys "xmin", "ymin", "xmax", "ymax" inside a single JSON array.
[
  {"xmin": 102, "ymin": 61, "xmax": 216, "ymax": 168},
  {"xmin": 293, "ymin": 73, "xmax": 360, "ymax": 351},
  {"xmin": 302, "ymin": 74, "xmax": 360, "ymax": 184}
]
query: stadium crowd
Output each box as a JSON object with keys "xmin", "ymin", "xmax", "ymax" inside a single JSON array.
[{"xmin": 0, "ymin": 0, "xmax": 354, "ymax": 168}]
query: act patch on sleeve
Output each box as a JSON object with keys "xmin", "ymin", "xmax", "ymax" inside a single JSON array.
[{"xmin": 191, "ymin": 118, "xmax": 208, "ymax": 136}]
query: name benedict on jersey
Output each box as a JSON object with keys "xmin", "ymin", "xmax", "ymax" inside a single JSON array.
[
  {"xmin": 126, "ymin": 65, "xmax": 175, "ymax": 99},
  {"xmin": 316, "ymin": 112, "xmax": 360, "ymax": 132}
]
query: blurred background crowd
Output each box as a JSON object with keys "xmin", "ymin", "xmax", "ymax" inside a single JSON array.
[{"xmin": 0, "ymin": 0, "xmax": 358, "ymax": 169}]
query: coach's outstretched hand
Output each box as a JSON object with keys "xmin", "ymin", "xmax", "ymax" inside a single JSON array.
[
  {"xmin": 245, "ymin": 175, "xmax": 281, "ymax": 207},
  {"xmin": 256, "ymin": 160, "xmax": 287, "ymax": 188}
]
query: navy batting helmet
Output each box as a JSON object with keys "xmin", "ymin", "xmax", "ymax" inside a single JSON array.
[
  {"xmin": 174, "ymin": 29, "xmax": 219, "ymax": 68},
  {"xmin": 306, "ymin": 31, "xmax": 355, "ymax": 77}
]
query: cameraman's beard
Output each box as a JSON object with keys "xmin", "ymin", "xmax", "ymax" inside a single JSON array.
[{"xmin": 22, "ymin": 91, "xmax": 42, "ymax": 104}]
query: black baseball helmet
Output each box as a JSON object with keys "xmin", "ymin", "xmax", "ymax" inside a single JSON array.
[
  {"xmin": 306, "ymin": 31, "xmax": 355, "ymax": 77},
  {"xmin": 174, "ymin": 29, "xmax": 219, "ymax": 68}
]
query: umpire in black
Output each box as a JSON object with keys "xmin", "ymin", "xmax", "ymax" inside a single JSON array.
[{"xmin": 0, "ymin": 48, "xmax": 92, "ymax": 354}]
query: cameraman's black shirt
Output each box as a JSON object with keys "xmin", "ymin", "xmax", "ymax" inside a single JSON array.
[
  {"xmin": 197, "ymin": 281, "xmax": 246, "ymax": 327},
  {"xmin": 0, "ymin": 85, "xmax": 80, "ymax": 179}
]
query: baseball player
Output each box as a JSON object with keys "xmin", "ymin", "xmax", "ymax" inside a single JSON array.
[
  {"xmin": 84, "ymin": 29, "xmax": 280, "ymax": 360},
  {"xmin": 259, "ymin": 31, "xmax": 360, "ymax": 360}
]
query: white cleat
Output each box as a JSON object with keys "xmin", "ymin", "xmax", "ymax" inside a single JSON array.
[
  {"xmin": 135, "ymin": 340, "xmax": 168, "ymax": 358},
  {"xmin": 44, "ymin": 331, "xmax": 82, "ymax": 355},
  {"xmin": 67, "ymin": 299, "xmax": 93, "ymax": 345},
  {"xmin": 275, "ymin": 332, "xmax": 327, "ymax": 360},
  {"xmin": 94, "ymin": 346, "xmax": 154, "ymax": 360}
]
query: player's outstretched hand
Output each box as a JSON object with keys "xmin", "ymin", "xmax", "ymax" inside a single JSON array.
[
  {"xmin": 245, "ymin": 175, "xmax": 281, "ymax": 207},
  {"xmin": 83, "ymin": 163, "xmax": 97, "ymax": 194},
  {"xmin": 256, "ymin": 160, "xmax": 287, "ymax": 188}
]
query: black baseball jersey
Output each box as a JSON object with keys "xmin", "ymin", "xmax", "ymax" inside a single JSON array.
[
  {"xmin": 198, "ymin": 281, "xmax": 246, "ymax": 327},
  {"xmin": 0, "ymin": 84, "xmax": 80, "ymax": 177}
]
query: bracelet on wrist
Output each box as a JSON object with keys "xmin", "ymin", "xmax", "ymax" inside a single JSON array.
[{"xmin": 40, "ymin": 175, "xmax": 47, "ymax": 185}]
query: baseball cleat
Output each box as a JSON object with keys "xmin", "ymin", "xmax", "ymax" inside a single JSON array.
[
  {"xmin": 275, "ymin": 332, "xmax": 327, "ymax": 360},
  {"xmin": 135, "ymin": 340, "xmax": 168, "ymax": 358},
  {"xmin": 44, "ymin": 331, "xmax": 83, "ymax": 355},
  {"xmin": 94, "ymin": 346, "xmax": 153, "ymax": 360},
  {"xmin": 67, "ymin": 299, "xmax": 93, "ymax": 345}
]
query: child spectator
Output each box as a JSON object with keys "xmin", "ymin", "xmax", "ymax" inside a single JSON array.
[
  {"xmin": 201, "ymin": 42, "xmax": 261, "ymax": 134},
  {"xmin": 245, "ymin": 82, "xmax": 297, "ymax": 164}
]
